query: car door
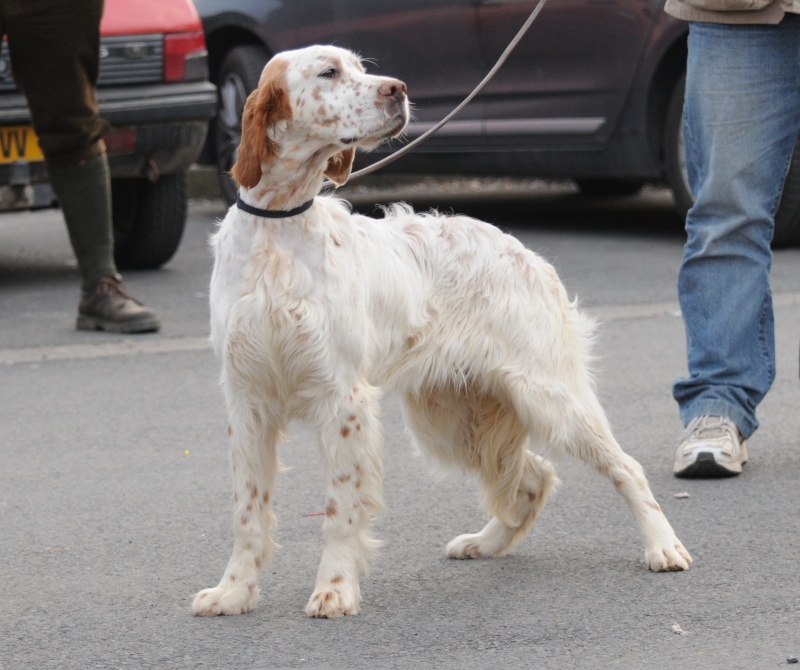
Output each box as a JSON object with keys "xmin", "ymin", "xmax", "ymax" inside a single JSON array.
[
  {"xmin": 265, "ymin": 0, "xmax": 486, "ymax": 153},
  {"xmin": 475, "ymin": 0, "xmax": 662, "ymax": 149}
]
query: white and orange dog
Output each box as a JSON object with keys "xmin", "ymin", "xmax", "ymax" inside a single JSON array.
[{"xmin": 193, "ymin": 45, "xmax": 691, "ymax": 619}]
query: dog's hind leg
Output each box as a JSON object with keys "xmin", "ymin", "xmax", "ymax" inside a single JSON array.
[
  {"xmin": 192, "ymin": 397, "xmax": 283, "ymax": 616},
  {"xmin": 305, "ymin": 382, "xmax": 385, "ymax": 618},
  {"xmin": 404, "ymin": 388, "xmax": 558, "ymax": 559},
  {"xmin": 446, "ymin": 449, "xmax": 559, "ymax": 559},
  {"xmin": 512, "ymin": 380, "xmax": 693, "ymax": 572}
]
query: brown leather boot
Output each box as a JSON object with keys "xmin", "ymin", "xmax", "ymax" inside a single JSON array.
[{"xmin": 77, "ymin": 275, "xmax": 160, "ymax": 333}]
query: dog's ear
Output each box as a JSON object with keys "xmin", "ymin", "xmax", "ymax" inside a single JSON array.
[
  {"xmin": 231, "ymin": 59, "xmax": 292, "ymax": 189},
  {"xmin": 323, "ymin": 147, "xmax": 356, "ymax": 187}
]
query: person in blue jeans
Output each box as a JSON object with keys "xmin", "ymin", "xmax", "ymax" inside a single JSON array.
[{"xmin": 664, "ymin": 0, "xmax": 800, "ymax": 477}]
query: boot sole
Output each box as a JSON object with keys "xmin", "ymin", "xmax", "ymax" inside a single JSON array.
[{"xmin": 77, "ymin": 314, "xmax": 160, "ymax": 334}]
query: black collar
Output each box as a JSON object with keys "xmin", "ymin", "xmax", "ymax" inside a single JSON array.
[{"xmin": 236, "ymin": 195, "xmax": 315, "ymax": 218}]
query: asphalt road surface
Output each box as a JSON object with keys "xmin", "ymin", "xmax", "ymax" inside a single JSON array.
[{"xmin": 1, "ymin": 180, "xmax": 799, "ymax": 670}]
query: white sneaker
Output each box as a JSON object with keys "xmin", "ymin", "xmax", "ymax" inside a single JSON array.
[{"xmin": 673, "ymin": 415, "xmax": 748, "ymax": 478}]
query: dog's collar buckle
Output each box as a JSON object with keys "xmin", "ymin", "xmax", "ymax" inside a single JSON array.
[{"xmin": 236, "ymin": 196, "xmax": 315, "ymax": 219}]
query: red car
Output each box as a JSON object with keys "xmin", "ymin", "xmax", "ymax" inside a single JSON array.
[{"xmin": 0, "ymin": 0, "xmax": 217, "ymax": 268}]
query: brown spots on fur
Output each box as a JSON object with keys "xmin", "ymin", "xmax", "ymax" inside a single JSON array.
[
  {"xmin": 229, "ymin": 574, "xmax": 237, "ymax": 582},
  {"xmin": 347, "ymin": 415, "xmax": 357, "ymax": 423},
  {"xmin": 255, "ymin": 558, "xmax": 262, "ymax": 569},
  {"xmin": 325, "ymin": 500, "xmax": 337, "ymax": 517},
  {"xmin": 263, "ymin": 491, "xmax": 270, "ymax": 504},
  {"xmin": 337, "ymin": 474, "xmax": 352, "ymax": 484},
  {"xmin": 318, "ymin": 113, "xmax": 342, "ymax": 128},
  {"xmin": 240, "ymin": 515, "xmax": 250, "ymax": 525},
  {"xmin": 614, "ymin": 479, "xmax": 624, "ymax": 490},
  {"xmin": 246, "ymin": 503, "xmax": 253, "ymax": 513},
  {"xmin": 341, "ymin": 426, "xmax": 351, "ymax": 438},
  {"xmin": 355, "ymin": 463, "xmax": 363, "ymax": 475},
  {"xmin": 330, "ymin": 575, "xmax": 344, "ymax": 584},
  {"xmin": 354, "ymin": 480, "xmax": 362, "ymax": 490},
  {"xmin": 527, "ymin": 492, "xmax": 537, "ymax": 503},
  {"xmin": 227, "ymin": 425, "xmax": 233, "ymax": 438},
  {"xmin": 355, "ymin": 424, "xmax": 361, "ymax": 432},
  {"xmin": 250, "ymin": 484, "xmax": 259, "ymax": 500}
]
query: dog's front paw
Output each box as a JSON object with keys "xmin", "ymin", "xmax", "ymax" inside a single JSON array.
[
  {"xmin": 192, "ymin": 581, "xmax": 260, "ymax": 616},
  {"xmin": 446, "ymin": 533, "xmax": 486, "ymax": 559},
  {"xmin": 305, "ymin": 586, "xmax": 360, "ymax": 618},
  {"xmin": 645, "ymin": 541, "xmax": 693, "ymax": 572}
]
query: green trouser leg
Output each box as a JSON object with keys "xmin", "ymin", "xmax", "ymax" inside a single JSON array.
[{"xmin": 46, "ymin": 153, "xmax": 117, "ymax": 292}]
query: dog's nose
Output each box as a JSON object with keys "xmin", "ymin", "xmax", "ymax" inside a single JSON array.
[{"xmin": 379, "ymin": 78, "xmax": 407, "ymax": 99}]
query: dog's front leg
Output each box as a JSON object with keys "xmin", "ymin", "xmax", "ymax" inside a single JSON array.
[
  {"xmin": 306, "ymin": 383, "xmax": 385, "ymax": 618},
  {"xmin": 192, "ymin": 401, "xmax": 283, "ymax": 616}
]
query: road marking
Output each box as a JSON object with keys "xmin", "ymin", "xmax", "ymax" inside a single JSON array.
[
  {"xmin": 0, "ymin": 336, "xmax": 212, "ymax": 366},
  {"xmin": 587, "ymin": 290, "xmax": 800, "ymax": 323},
  {"xmin": 1, "ymin": 291, "xmax": 798, "ymax": 366}
]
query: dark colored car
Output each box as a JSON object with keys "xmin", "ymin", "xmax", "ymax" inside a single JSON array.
[
  {"xmin": 0, "ymin": 0, "xmax": 217, "ymax": 269},
  {"xmin": 194, "ymin": 0, "xmax": 800, "ymax": 247}
]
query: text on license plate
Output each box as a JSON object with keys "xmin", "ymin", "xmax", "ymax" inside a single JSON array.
[{"xmin": 0, "ymin": 125, "xmax": 44, "ymax": 163}]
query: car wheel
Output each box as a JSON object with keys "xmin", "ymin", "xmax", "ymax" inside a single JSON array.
[
  {"xmin": 664, "ymin": 72, "xmax": 693, "ymax": 221},
  {"xmin": 214, "ymin": 45, "xmax": 270, "ymax": 205},
  {"xmin": 112, "ymin": 172, "xmax": 188, "ymax": 270},
  {"xmin": 574, "ymin": 178, "xmax": 645, "ymax": 197},
  {"xmin": 664, "ymin": 72, "xmax": 800, "ymax": 247},
  {"xmin": 773, "ymin": 138, "xmax": 800, "ymax": 248}
]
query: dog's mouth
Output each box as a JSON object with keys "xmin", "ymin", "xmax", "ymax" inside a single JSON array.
[{"xmin": 340, "ymin": 112, "xmax": 409, "ymax": 147}]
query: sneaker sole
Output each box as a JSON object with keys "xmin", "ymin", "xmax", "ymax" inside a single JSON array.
[
  {"xmin": 674, "ymin": 451, "xmax": 743, "ymax": 479},
  {"xmin": 77, "ymin": 315, "xmax": 160, "ymax": 334}
]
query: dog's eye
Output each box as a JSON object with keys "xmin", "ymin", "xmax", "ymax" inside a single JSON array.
[{"xmin": 318, "ymin": 68, "xmax": 339, "ymax": 79}]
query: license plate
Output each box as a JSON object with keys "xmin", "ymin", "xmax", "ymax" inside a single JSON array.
[{"xmin": 0, "ymin": 125, "xmax": 44, "ymax": 163}]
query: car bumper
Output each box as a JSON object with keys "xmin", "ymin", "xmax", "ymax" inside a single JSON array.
[{"xmin": 0, "ymin": 81, "xmax": 216, "ymax": 210}]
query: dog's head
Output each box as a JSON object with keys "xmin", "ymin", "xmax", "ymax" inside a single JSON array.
[{"xmin": 232, "ymin": 45, "xmax": 409, "ymax": 189}]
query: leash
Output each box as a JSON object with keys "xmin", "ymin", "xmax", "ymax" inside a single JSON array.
[{"xmin": 326, "ymin": 0, "xmax": 549, "ymax": 188}]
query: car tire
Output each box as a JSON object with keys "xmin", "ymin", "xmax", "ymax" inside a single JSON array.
[
  {"xmin": 664, "ymin": 72, "xmax": 693, "ymax": 222},
  {"xmin": 574, "ymin": 178, "xmax": 645, "ymax": 197},
  {"xmin": 772, "ymin": 138, "xmax": 800, "ymax": 248},
  {"xmin": 214, "ymin": 45, "xmax": 270, "ymax": 205},
  {"xmin": 112, "ymin": 171, "xmax": 188, "ymax": 270},
  {"xmin": 664, "ymin": 72, "xmax": 800, "ymax": 247}
]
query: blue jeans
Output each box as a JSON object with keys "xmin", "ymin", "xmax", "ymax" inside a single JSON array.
[{"xmin": 673, "ymin": 15, "xmax": 800, "ymax": 439}]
